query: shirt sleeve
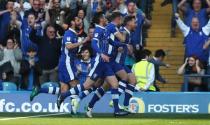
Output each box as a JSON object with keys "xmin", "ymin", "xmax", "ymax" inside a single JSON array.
[
  {"xmin": 202, "ymin": 19, "xmax": 210, "ymax": 36},
  {"xmin": 176, "ymin": 17, "xmax": 190, "ymax": 37},
  {"xmin": 91, "ymin": 31, "xmax": 102, "ymax": 54},
  {"xmin": 144, "ymin": 64, "xmax": 155, "ymax": 90},
  {"xmin": 63, "ymin": 31, "xmax": 72, "ymax": 44},
  {"xmin": 109, "ymin": 25, "xmax": 120, "ymax": 41}
]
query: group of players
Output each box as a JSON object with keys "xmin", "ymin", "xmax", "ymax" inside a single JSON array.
[{"xmin": 29, "ymin": 2, "xmax": 145, "ymax": 117}]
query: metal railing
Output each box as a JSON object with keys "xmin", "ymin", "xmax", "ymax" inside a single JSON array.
[{"xmin": 183, "ymin": 74, "xmax": 210, "ymax": 91}]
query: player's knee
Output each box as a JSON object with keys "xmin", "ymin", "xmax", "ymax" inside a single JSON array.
[{"xmin": 60, "ymin": 83, "xmax": 69, "ymax": 93}]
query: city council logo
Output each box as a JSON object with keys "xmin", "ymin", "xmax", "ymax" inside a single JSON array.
[{"xmin": 129, "ymin": 97, "xmax": 145, "ymax": 113}]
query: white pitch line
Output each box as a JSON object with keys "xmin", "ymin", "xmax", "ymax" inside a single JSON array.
[{"xmin": 0, "ymin": 113, "xmax": 68, "ymax": 121}]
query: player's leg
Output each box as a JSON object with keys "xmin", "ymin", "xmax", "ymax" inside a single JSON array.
[
  {"xmin": 115, "ymin": 69, "xmax": 128, "ymax": 96},
  {"xmin": 123, "ymin": 66, "xmax": 136, "ymax": 109},
  {"xmin": 105, "ymin": 75, "xmax": 128, "ymax": 116},
  {"xmin": 86, "ymin": 82, "xmax": 109, "ymax": 117},
  {"xmin": 57, "ymin": 77, "xmax": 95, "ymax": 108},
  {"xmin": 88, "ymin": 82, "xmax": 109, "ymax": 109},
  {"xmin": 71, "ymin": 79, "xmax": 101, "ymax": 115},
  {"xmin": 110, "ymin": 62, "xmax": 129, "ymax": 96},
  {"xmin": 79, "ymin": 78, "xmax": 103, "ymax": 100},
  {"xmin": 36, "ymin": 69, "xmax": 60, "ymax": 96},
  {"xmin": 30, "ymin": 63, "xmax": 66, "ymax": 102}
]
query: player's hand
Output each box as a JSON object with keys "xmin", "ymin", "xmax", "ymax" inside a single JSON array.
[
  {"xmin": 85, "ymin": 36, "xmax": 91, "ymax": 42},
  {"xmin": 101, "ymin": 53, "xmax": 110, "ymax": 62},
  {"xmin": 175, "ymin": 13, "xmax": 179, "ymax": 18}
]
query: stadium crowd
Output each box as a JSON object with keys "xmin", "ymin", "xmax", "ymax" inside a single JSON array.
[
  {"xmin": 0, "ymin": 0, "xmax": 154, "ymax": 91},
  {"xmin": 0, "ymin": 0, "xmax": 210, "ymax": 97}
]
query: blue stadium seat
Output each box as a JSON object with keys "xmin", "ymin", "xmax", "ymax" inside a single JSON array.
[
  {"xmin": 41, "ymin": 82, "xmax": 59, "ymax": 88},
  {"xmin": 2, "ymin": 82, "xmax": 17, "ymax": 91}
]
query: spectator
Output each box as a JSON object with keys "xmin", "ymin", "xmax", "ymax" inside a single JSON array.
[
  {"xmin": 132, "ymin": 49, "xmax": 156, "ymax": 92},
  {"xmin": 175, "ymin": 13, "xmax": 210, "ymax": 65},
  {"xmin": 48, "ymin": 0, "xmax": 65, "ymax": 36},
  {"xmin": 0, "ymin": 0, "xmax": 15, "ymax": 45},
  {"xmin": 177, "ymin": 56, "xmax": 205, "ymax": 91},
  {"xmin": 76, "ymin": 16, "xmax": 87, "ymax": 42},
  {"xmin": 148, "ymin": 49, "xmax": 170, "ymax": 91},
  {"xmin": 77, "ymin": 8, "xmax": 89, "ymax": 34},
  {"xmin": 19, "ymin": 47, "xmax": 42, "ymax": 90},
  {"xmin": 178, "ymin": 0, "xmax": 210, "ymax": 28},
  {"xmin": 39, "ymin": 0, "xmax": 46, "ymax": 10},
  {"xmin": 126, "ymin": 1, "xmax": 151, "ymax": 50},
  {"xmin": 7, "ymin": 11, "xmax": 22, "ymax": 47},
  {"xmin": 124, "ymin": 1, "xmax": 151, "ymax": 69},
  {"xmin": 0, "ymin": 38, "xmax": 22, "ymax": 86},
  {"xmin": 29, "ymin": 24, "xmax": 61, "ymax": 84},
  {"xmin": 0, "ymin": 38, "xmax": 22, "ymax": 76},
  {"xmin": 24, "ymin": 0, "xmax": 41, "ymax": 19},
  {"xmin": 21, "ymin": 6, "xmax": 50, "ymax": 55},
  {"xmin": 48, "ymin": 0, "xmax": 62, "ymax": 24},
  {"xmin": 114, "ymin": 0, "xmax": 127, "ymax": 15},
  {"xmin": 60, "ymin": 0, "xmax": 82, "ymax": 17},
  {"xmin": 161, "ymin": 0, "xmax": 179, "ymax": 37}
]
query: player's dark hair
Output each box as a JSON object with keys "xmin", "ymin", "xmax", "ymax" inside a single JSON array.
[
  {"xmin": 155, "ymin": 49, "xmax": 166, "ymax": 58},
  {"xmin": 78, "ymin": 46, "xmax": 93, "ymax": 59},
  {"xmin": 92, "ymin": 12, "xmax": 104, "ymax": 24},
  {"xmin": 110, "ymin": 12, "xmax": 122, "ymax": 21},
  {"xmin": 123, "ymin": 15, "xmax": 135, "ymax": 26}
]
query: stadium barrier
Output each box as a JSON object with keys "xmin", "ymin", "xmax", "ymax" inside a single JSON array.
[
  {"xmin": 0, "ymin": 91, "xmax": 210, "ymax": 114},
  {"xmin": 183, "ymin": 74, "xmax": 210, "ymax": 91}
]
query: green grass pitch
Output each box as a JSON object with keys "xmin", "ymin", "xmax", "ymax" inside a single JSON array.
[{"xmin": 0, "ymin": 113, "xmax": 210, "ymax": 125}]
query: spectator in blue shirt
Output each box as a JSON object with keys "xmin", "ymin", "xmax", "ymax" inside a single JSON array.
[
  {"xmin": 178, "ymin": 0, "xmax": 210, "ymax": 28},
  {"xmin": 176, "ymin": 13, "xmax": 210, "ymax": 65},
  {"xmin": 0, "ymin": 0, "xmax": 14, "ymax": 45},
  {"xmin": 21, "ymin": 8, "xmax": 50, "ymax": 56},
  {"xmin": 126, "ymin": 1, "xmax": 151, "ymax": 50}
]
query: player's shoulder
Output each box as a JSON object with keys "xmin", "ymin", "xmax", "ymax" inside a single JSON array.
[{"xmin": 107, "ymin": 23, "xmax": 116, "ymax": 28}]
